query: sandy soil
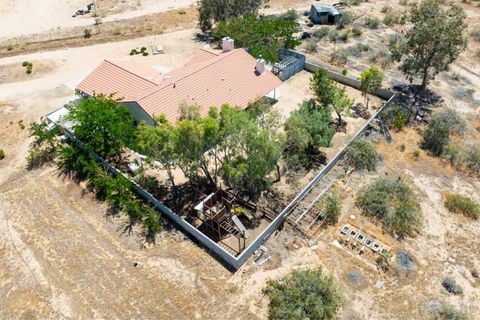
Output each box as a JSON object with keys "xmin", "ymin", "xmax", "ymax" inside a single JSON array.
[{"xmin": 0, "ymin": 0, "xmax": 198, "ymax": 40}]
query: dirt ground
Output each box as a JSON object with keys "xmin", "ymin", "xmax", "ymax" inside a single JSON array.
[{"xmin": 1, "ymin": 0, "xmax": 480, "ymax": 319}]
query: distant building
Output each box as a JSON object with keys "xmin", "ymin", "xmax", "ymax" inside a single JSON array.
[
  {"xmin": 310, "ymin": 4, "xmax": 341, "ymax": 25},
  {"xmin": 76, "ymin": 38, "xmax": 282, "ymax": 125}
]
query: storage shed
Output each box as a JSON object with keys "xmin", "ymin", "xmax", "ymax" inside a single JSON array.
[{"xmin": 310, "ymin": 4, "xmax": 341, "ymax": 25}]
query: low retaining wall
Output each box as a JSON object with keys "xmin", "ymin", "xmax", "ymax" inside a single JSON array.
[{"xmin": 304, "ymin": 62, "xmax": 395, "ymax": 100}]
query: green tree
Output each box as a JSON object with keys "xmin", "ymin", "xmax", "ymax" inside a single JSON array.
[
  {"xmin": 283, "ymin": 100, "xmax": 334, "ymax": 170},
  {"xmin": 344, "ymin": 139, "xmax": 379, "ymax": 172},
  {"xmin": 136, "ymin": 116, "xmax": 177, "ymax": 189},
  {"xmin": 390, "ymin": 0, "xmax": 467, "ymax": 92},
  {"xmin": 356, "ymin": 177, "xmax": 422, "ymax": 238},
  {"xmin": 198, "ymin": 0, "xmax": 267, "ymax": 33},
  {"xmin": 310, "ymin": 68, "xmax": 352, "ymax": 127},
  {"xmin": 214, "ymin": 14, "xmax": 300, "ymax": 63},
  {"xmin": 264, "ymin": 267, "xmax": 344, "ymax": 320},
  {"xmin": 67, "ymin": 95, "xmax": 136, "ymax": 158},
  {"xmin": 172, "ymin": 106, "xmax": 222, "ymax": 186},
  {"xmin": 220, "ymin": 105, "xmax": 282, "ymax": 196},
  {"xmin": 360, "ymin": 65, "xmax": 384, "ymax": 108}
]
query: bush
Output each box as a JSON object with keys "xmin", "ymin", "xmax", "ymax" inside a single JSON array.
[
  {"xmin": 466, "ymin": 148, "xmax": 480, "ymax": 174},
  {"xmin": 323, "ymin": 191, "xmax": 342, "ymax": 225},
  {"xmin": 444, "ymin": 194, "xmax": 480, "ymax": 220},
  {"xmin": 356, "ymin": 178, "xmax": 421, "ymax": 238},
  {"xmin": 264, "ymin": 267, "xmax": 344, "ymax": 320},
  {"xmin": 383, "ymin": 10, "xmax": 399, "ymax": 26},
  {"xmin": 26, "ymin": 68, "xmax": 32, "ymax": 74},
  {"xmin": 399, "ymin": 0, "xmax": 408, "ymax": 5},
  {"xmin": 364, "ymin": 17, "xmax": 381, "ymax": 29},
  {"xmin": 437, "ymin": 305, "xmax": 471, "ymax": 320},
  {"xmin": 305, "ymin": 41, "xmax": 317, "ymax": 53},
  {"xmin": 355, "ymin": 43, "xmax": 369, "ymax": 52},
  {"xmin": 441, "ymin": 146, "xmax": 464, "ymax": 167},
  {"xmin": 339, "ymin": 11, "xmax": 355, "ymax": 26},
  {"xmin": 6, "ymin": 40, "xmax": 14, "ymax": 51},
  {"xmin": 344, "ymin": 139, "xmax": 379, "ymax": 172},
  {"xmin": 142, "ymin": 52, "xmax": 149, "ymax": 56},
  {"xmin": 83, "ymin": 28, "xmax": 92, "ymax": 39},
  {"xmin": 421, "ymin": 109, "xmax": 466, "ymax": 156},
  {"xmin": 0, "ymin": 148, "xmax": 4, "ymax": 160},
  {"xmin": 442, "ymin": 277, "xmax": 463, "ymax": 294},
  {"xmin": 472, "ymin": 27, "xmax": 480, "ymax": 42},
  {"xmin": 351, "ymin": 27, "xmax": 363, "ymax": 37},
  {"xmin": 22, "ymin": 61, "xmax": 29, "ymax": 67},
  {"xmin": 26, "ymin": 146, "xmax": 56, "ymax": 169},
  {"xmin": 330, "ymin": 48, "xmax": 349, "ymax": 65},
  {"xmin": 313, "ymin": 26, "xmax": 330, "ymax": 39},
  {"xmin": 140, "ymin": 46, "xmax": 147, "ymax": 52}
]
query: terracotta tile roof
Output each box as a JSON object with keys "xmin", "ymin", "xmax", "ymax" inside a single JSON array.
[
  {"xmin": 76, "ymin": 49, "xmax": 283, "ymax": 124},
  {"xmin": 76, "ymin": 60, "xmax": 161, "ymax": 101},
  {"xmin": 184, "ymin": 48, "xmax": 219, "ymax": 66}
]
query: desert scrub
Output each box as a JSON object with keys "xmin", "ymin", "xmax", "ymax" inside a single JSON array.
[
  {"xmin": 356, "ymin": 177, "xmax": 421, "ymax": 238},
  {"xmin": 305, "ymin": 41, "xmax": 317, "ymax": 53},
  {"xmin": 471, "ymin": 26, "xmax": 480, "ymax": 41},
  {"xmin": 351, "ymin": 27, "xmax": 362, "ymax": 37},
  {"xmin": 437, "ymin": 305, "xmax": 471, "ymax": 320},
  {"xmin": 313, "ymin": 26, "xmax": 330, "ymax": 39},
  {"xmin": 84, "ymin": 28, "xmax": 92, "ymax": 39},
  {"xmin": 442, "ymin": 277, "xmax": 463, "ymax": 294},
  {"xmin": 344, "ymin": 139, "xmax": 379, "ymax": 172},
  {"xmin": 0, "ymin": 148, "xmax": 4, "ymax": 160},
  {"xmin": 364, "ymin": 17, "xmax": 381, "ymax": 29},
  {"xmin": 444, "ymin": 194, "xmax": 480, "ymax": 220},
  {"xmin": 330, "ymin": 48, "xmax": 349, "ymax": 65},
  {"xmin": 466, "ymin": 148, "xmax": 480, "ymax": 174},
  {"xmin": 421, "ymin": 109, "xmax": 465, "ymax": 156}
]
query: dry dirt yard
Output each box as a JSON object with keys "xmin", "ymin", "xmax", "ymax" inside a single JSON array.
[{"xmin": 1, "ymin": 1, "xmax": 480, "ymax": 319}]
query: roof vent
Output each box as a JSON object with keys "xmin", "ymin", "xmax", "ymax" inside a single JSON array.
[
  {"xmin": 222, "ymin": 37, "xmax": 234, "ymax": 52},
  {"xmin": 256, "ymin": 55, "xmax": 265, "ymax": 75}
]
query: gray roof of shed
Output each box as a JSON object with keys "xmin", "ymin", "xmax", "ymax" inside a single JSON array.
[{"xmin": 311, "ymin": 4, "xmax": 340, "ymax": 15}]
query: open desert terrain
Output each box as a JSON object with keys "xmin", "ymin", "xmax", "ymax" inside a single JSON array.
[{"xmin": 1, "ymin": 0, "xmax": 479, "ymax": 319}]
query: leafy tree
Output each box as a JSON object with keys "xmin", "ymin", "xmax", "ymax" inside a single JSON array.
[
  {"xmin": 67, "ymin": 95, "xmax": 136, "ymax": 158},
  {"xmin": 264, "ymin": 267, "xmax": 344, "ymax": 320},
  {"xmin": 198, "ymin": 0, "xmax": 267, "ymax": 33},
  {"xmin": 310, "ymin": 68, "xmax": 352, "ymax": 127},
  {"xmin": 172, "ymin": 106, "xmax": 222, "ymax": 186},
  {"xmin": 390, "ymin": 0, "xmax": 467, "ymax": 92},
  {"xmin": 356, "ymin": 177, "xmax": 422, "ymax": 238},
  {"xmin": 26, "ymin": 117, "xmax": 60, "ymax": 169},
  {"xmin": 283, "ymin": 100, "xmax": 334, "ymax": 170},
  {"xmin": 220, "ymin": 105, "xmax": 282, "ymax": 196},
  {"xmin": 360, "ymin": 65, "xmax": 384, "ymax": 108},
  {"xmin": 344, "ymin": 139, "xmax": 379, "ymax": 172},
  {"xmin": 214, "ymin": 14, "xmax": 300, "ymax": 63},
  {"xmin": 421, "ymin": 109, "xmax": 465, "ymax": 156},
  {"xmin": 136, "ymin": 116, "xmax": 177, "ymax": 189}
]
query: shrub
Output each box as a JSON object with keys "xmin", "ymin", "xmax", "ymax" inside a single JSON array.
[
  {"xmin": 330, "ymin": 48, "xmax": 349, "ymax": 65},
  {"xmin": 444, "ymin": 194, "xmax": 480, "ymax": 220},
  {"xmin": 412, "ymin": 150, "xmax": 420, "ymax": 160},
  {"xmin": 383, "ymin": 10, "xmax": 399, "ymax": 26},
  {"xmin": 305, "ymin": 41, "xmax": 317, "ymax": 53},
  {"xmin": 399, "ymin": 0, "xmax": 408, "ymax": 5},
  {"xmin": 355, "ymin": 43, "xmax": 369, "ymax": 52},
  {"xmin": 351, "ymin": 27, "xmax": 363, "ymax": 37},
  {"xmin": 472, "ymin": 27, "xmax": 480, "ymax": 42},
  {"xmin": 472, "ymin": 268, "xmax": 479, "ymax": 278},
  {"xmin": 140, "ymin": 46, "xmax": 147, "ymax": 52},
  {"xmin": 22, "ymin": 61, "xmax": 29, "ymax": 67},
  {"xmin": 421, "ymin": 109, "xmax": 466, "ymax": 156},
  {"xmin": 142, "ymin": 52, "xmax": 149, "ymax": 56},
  {"xmin": 313, "ymin": 26, "xmax": 330, "ymax": 39},
  {"xmin": 6, "ymin": 40, "xmax": 14, "ymax": 51},
  {"xmin": 342, "ymin": 69, "xmax": 347, "ymax": 76},
  {"xmin": 364, "ymin": 17, "xmax": 381, "ymax": 29},
  {"xmin": 339, "ymin": 11, "xmax": 355, "ymax": 26},
  {"xmin": 466, "ymin": 149, "xmax": 480, "ymax": 174},
  {"xmin": 264, "ymin": 267, "xmax": 344, "ymax": 320},
  {"xmin": 376, "ymin": 251, "xmax": 392, "ymax": 272},
  {"xmin": 381, "ymin": 6, "xmax": 392, "ymax": 14},
  {"xmin": 441, "ymin": 146, "xmax": 464, "ymax": 167},
  {"xmin": 344, "ymin": 139, "xmax": 379, "ymax": 172},
  {"xmin": 437, "ymin": 305, "xmax": 471, "ymax": 320},
  {"xmin": 442, "ymin": 277, "xmax": 463, "ymax": 294},
  {"xmin": 0, "ymin": 148, "xmax": 4, "ymax": 160},
  {"xmin": 130, "ymin": 49, "xmax": 137, "ymax": 55},
  {"xmin": 323, "ymin": 191, "xmax": 342, "ymax": 225},
  {"xmin": 83, "ymin": 28, "xmax": 92, "ymax": 39},
  {"xmin": 27, "ymin": 62, "xmax": 32, "ymax": 68},
  {"xmin": 26, "ymin": 146, "xmax": 56, "ymax": 169},
  {"xmin": 26, "ymin": 68, "xmax": 32, "ymax": 74},
  {"xmin": 356, "ymin": 178, "xmax": 421, "ymax": 238}
]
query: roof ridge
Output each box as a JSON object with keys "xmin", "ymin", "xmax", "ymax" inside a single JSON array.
[
  {"xmin": 104, "ymin": 59, "xmax": 159, "ymax": 85},
  {"xmin": 136, "ymin": 49, "xmax": 243, "ymax": 102}
]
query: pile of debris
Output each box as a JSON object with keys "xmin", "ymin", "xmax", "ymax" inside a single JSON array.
[
  {"xmin": 351, "ymin": 103, "xmax": 371, "ymax": 119},
  {"xmin": 72, "ymin": 3, "xmax": 95, "ymax": 17}
]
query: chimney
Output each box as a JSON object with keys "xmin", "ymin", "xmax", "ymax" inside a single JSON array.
[
  {"xmin": 256, "ymin": 55, "xmax": 265, "ymax": 75},
  {"xmin": 222, "ymin": 37, "xmax": 234, "ymax": 52}
]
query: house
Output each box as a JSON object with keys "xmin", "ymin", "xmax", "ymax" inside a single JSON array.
[
  {"xmin": 76, "ymin": 38, "xmax": 283, "ymax": 125},
  {"xmin": 310, "ymin": 4, "xmax": 341, "ymax": 25}
]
